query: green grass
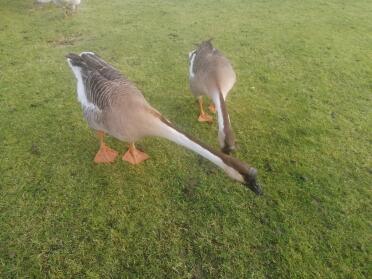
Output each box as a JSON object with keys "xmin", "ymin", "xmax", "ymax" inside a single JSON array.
[{"xmin": 0, "ymin": 0, "xmax": 371, "ymax": 277}]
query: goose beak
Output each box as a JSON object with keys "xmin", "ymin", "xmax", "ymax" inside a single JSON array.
[
  {"xmin": 246, "ymin": 181, "xmax": 263, "ymax": 195},
  {"xmin": 244, "ymin": 168, "xmax": 263, "ymax": 195}
]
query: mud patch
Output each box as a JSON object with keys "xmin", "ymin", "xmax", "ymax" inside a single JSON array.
[{"xmin": 47, "ymin": 34, "xmax": 81, "ymax": 47}]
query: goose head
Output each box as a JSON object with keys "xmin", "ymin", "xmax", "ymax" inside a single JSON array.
[{"xmin": 221, "ymin": 154, "xmax": 263, "ymax": 195}]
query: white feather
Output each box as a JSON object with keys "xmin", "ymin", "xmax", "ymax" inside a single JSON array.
[
  {"xmin": 67, "ymin": 59, "xmax": 99, "ymax": 111},
  {"xmin": 80, "ymin": 51, "xmax": 95, "ymax": 56},
  {"xmin": 212, "ymin": 93, "xmax": 226, "ymax": 147},
  {"xmin": 188, "ymin": 50, "xmax": 196, "ymax": 78}
]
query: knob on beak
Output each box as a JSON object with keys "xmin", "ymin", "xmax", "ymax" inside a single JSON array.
[
  {"xmin": 221, "ymin": 144, "xmax": 235, "ymax": 155},
  {"xmin": 245, "ymin": 168, "xmax": 263, "ymax": 195}
]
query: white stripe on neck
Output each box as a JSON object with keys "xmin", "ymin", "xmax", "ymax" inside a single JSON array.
[
  {"xmin": 67, "ymin": 59, "xmax": 99, "ymax": 111},
  {"xmin": 188, "ymin": 50, "xmax": 196, "ymax": 78},
  {"xmin": 212, "ymin": 93, "xmax": 227, "ymax": 148}
]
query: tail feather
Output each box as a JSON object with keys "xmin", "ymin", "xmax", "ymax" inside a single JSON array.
[
  {"xmin": 66, "ymin": 53, "xmax": 85, "ymax": 68},
  {"xmin": 80, "ymin": 52, "xmax": 123, "ymax": 81},
  {"xmin": 66, "ymin": 52, "xmax": 102, "ymax": 71},
  {"xmin": 80, "ymin": 52, "xmax": 106, "ymax": 70},
  {"xmin": 80, "ymin": 52, "xmax": 107, "ymax": 67},
  {"xmin": 66, "ymin": 52, "xmax": 123, "ymax": 81}
]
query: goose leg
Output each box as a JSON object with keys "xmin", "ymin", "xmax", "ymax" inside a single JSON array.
[
  {"xmin": 122, "ymin": 143, "xmax": 149, "ymax": 165},
  {"xmin": 208, "ymin": 103, "xmax": 216, "ymax": 113},
  {"xmin": 197, "ymin": 96, "xmax": 213, "ymax": 123},
  {"xmin": 71, "ymin": 4, "xmax": 78, "ymax": 14},
  {"xmin": 94, "ymin": 131, "xmax": 118, "ymax": 163}
]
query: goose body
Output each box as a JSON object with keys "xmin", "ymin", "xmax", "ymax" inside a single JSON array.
[
  {"xmin": 67, "ymin": 53, "xmax": 159, "ymax": 143},
  {"xmin": 66, "ymin": 52, "xmax": 262, "ymax": 195},
  {"xmin": 189, "ymin": 40, "xmax": 236, "ymax": 154}
]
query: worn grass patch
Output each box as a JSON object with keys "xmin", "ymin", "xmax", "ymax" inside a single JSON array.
[{"xmin": 0, "ymin": 0, "xmax": 371, "ymax": 278}]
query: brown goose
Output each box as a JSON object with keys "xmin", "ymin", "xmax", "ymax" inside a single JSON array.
[
  {"xmin": 188, "ymin": 39, "xmax": 236, "ymax": 154},
  {"xmin": 66, "ymin": 52, "xmax": 262, "ymax": 195}
]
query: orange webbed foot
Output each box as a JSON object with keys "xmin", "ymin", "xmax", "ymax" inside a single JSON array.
[
  {"xmin": 123, "ymin": 145, "xmax": 149, "ymax": 165},
  {"xmin": 94, "ymin": 144, "xmax": 118, "ymax": 164},
  {"xmin": 198, "ymin": 113, "xmax": 213, "ymax": 123}
]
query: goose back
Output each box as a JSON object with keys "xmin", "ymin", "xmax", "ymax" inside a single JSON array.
[
  {"xmin": 67, "ymin": 52, "xmax": 160, "ymax": 142},
  {"xmin": 189, "ymin": 40, "xmax": 236, "ymax": 99}
]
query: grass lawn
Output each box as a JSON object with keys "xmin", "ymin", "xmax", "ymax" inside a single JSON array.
[{"xmin": 0, "ymin": 0, "xmax": 371, "ymax": 277}]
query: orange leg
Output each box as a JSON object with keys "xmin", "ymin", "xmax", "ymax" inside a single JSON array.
[
  {"xmin": 94, "ymin": 131, "xmax": 118, "ymax": 164},
  {"xmin": 208, "ymin": 103, "xmax": 216, "ymax": 113},
  {"xmin": 198, "ymin": 97, "xmax": 213, "ymax": 123},
  {"xmin": 122, "ymin": 143, "xmax": 149, "ymax": 165}
]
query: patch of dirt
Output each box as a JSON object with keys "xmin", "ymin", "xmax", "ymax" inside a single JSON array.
[
  {"xmin": 30, "ymin": 143, "xmax": 41, "ymax": 156},
  {"xmin": 47, "ymin": 34, "xmax": 81, "ymax": 47},
  {"xmin": 182, "ymin": 177, "xmax": 199, "ymax": 199}
]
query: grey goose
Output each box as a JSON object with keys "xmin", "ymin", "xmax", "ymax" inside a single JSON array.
[
  {"xmin": 188, "ymin": 39, "xmax": 237, "ymax": 154},
  {"xmin": 66, "ymin": 52, "xmax": 262, "ymax": 195}
]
